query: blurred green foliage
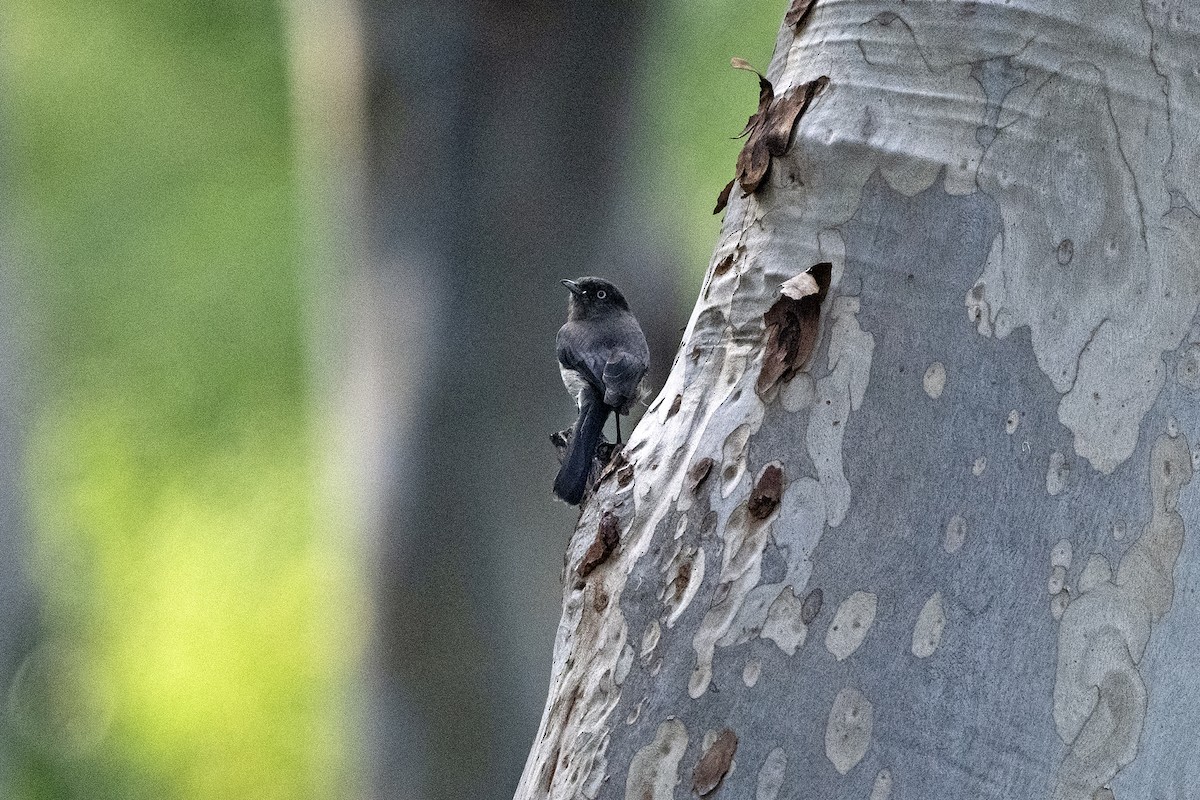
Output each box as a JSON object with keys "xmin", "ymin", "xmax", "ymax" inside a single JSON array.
[
  {"xmin": 646, "ymin": 0, "xmax": 790, "ymax": 275},
  {"xmin": 1, "ymin": 0, "xmax": 785, "ymax": 797},
  {"xmin": 4, "ymin": 0, "xmax": 355, "ymax": 797}
]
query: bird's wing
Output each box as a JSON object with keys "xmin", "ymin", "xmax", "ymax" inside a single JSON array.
[
  {"xmin": 557, "ymin": 325, "xmax": 607, "ymax": 393},
  {"xmin": 601, "ymin": 353, "xmax": 647, "ymax": 412}
]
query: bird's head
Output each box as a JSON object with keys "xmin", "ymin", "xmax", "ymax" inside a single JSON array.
[{"xmin": 561, "ymin": 276, "xmax": 630, "ymax": 319}]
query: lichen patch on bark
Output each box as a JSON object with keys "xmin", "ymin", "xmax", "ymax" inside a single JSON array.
[
  {"xmin": 754, "ymin": 747, "xmax": 787, "ymax": 800},
  {"xmin": 623, "ymin": 719, "xmax": 688, "ymax": 800},
  {"xmin": 824, "ymin": 590, "xmax": 877, "ymax": 660},
  {"xmin": 761, "ymin": 586, "xmax": 808, "ymax": 655},
  {"xmin": 825, "ymin": 687, "xmax": 873, "ymax": 775},
  {"xmin": 910, "ymin": 591, "xmax": 946, "ymax": 658},
  {"xmin": 870, "ymin": 769, "xmax": 894, "ymax": 800}
]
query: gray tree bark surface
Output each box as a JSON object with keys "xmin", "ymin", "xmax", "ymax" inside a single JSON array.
[{"xmin": 517, "ymin": 1, "xmax": 1200, "ymax": 798}]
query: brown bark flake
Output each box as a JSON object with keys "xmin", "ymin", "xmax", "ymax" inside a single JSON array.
[
  {"xmin": 616, "ymin": 462, "xmax": 635, "ymax": 487},
  {"xmin": 713, "ymin": 253, "xmax": 735, "ymax": 276},
  {"xmin": 687, "ymin": 457, "xmax": 715, "ymax": 495},
  {"xmin": 691, "ymin": 728, "xmax": 738, "ymax": 796},
  {"xmin": 756, "ymin": 261, "xmax": 832, "ymax": 396},
  {"xmin": 667, "ymin": 394, "xmax": 683, "ymax": 418},
  {"xmin": 785, "ymin": 0, "xmax": 818, "ymax": 30},
  {"xmin": 713, "ymin": 178, "xmax": 736, "ymax": 214},
  {"xmin": 671, "ymin": 560, "xmax": 692, "ymax": 601},
  {"xmin": 748, "ymin": 464, "xmax": 784, "ymax": 520},
  {"xmin": 719, "ymin": 61, "xmax": 829, "ymax": 208},
  {"xmin": 576, "ymin": 511, "xmax": 620, "ymax": 579},
  {"xmin": 592, "ymin": 586, "xmax": 609, "ymax": 613}
]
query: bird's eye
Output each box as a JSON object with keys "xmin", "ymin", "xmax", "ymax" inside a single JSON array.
[{"xmin": 597, "ymin": 290, "xmax": 607, "ymax": 299}]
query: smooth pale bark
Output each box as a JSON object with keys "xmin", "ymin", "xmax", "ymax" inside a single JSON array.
[{"xmin": 517, "ymin": 1, "xmax": 1200, "ymax": 799}]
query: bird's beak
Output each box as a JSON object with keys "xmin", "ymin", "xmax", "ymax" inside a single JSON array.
[{"xmin": 561, "ymin": 279, "xmax": 583, "ymax": 296}]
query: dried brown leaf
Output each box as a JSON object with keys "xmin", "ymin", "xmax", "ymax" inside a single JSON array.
[
  {"xmin": 759, "ymin": 87, "xmax": 808, "ymax": 157},
  {"xmin": 670, "ymin": 560, "xmax": 692, "ymax": 601},
  {"xmin": 756, "ymin": 261, "xmax": 832, "ymax": 396},
  {"xmin": 691, "ymin": 728, "xmax": 738, "ymax": 796},
  {"xmin": 616, "ymin": 463, "xmax": 634, "ymax": 487}
]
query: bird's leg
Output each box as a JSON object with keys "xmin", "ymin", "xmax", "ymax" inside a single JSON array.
[{"xmin": 616, "ymin": 414, "xmax": 622, "ymax": 444}]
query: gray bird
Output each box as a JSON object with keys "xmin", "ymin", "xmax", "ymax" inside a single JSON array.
[{"xmin": 554, "ymin": 277, "xmax": 649, "ymax": 505}]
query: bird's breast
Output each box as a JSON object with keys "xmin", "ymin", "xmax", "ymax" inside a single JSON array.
[{"xmin": 560, "ymin": 365, "xmax": 590, "ymax": 408}]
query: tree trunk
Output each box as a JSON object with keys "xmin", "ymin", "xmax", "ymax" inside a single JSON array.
[
  {"xmin": 354, "ymin": 2, "xmax": 676, "ymax": 799},
  {"xmin": 517, "ymin": 2, "xmax": 1200, "ymax": 799},
  {"xmin": 0, "ymin": 240, "xmax": 39, "ymax": 792}
]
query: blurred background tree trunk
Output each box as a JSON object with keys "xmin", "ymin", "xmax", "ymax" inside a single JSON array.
[
  {"xmin": 340, "ymin": 1, "xmax": 679, "ymax": 799},
  {"xmin": 518, "ymin": 1, "xmax": 1200, "ymax": 799},
  {"xmin": 0, "ymin": 236, "xmax": 38, "ymax": 797}
]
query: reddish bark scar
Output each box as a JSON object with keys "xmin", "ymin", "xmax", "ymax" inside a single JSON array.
[
  {"xmin": 749, "ymin": 464, "xmax": 785, "ymax": 519},
  {"xmin": 692, "ymin": 728, "xmax": 738, "ymax": 796},
  {"xmin": 576, "ymin": 511, "xmax": 620, "ymax": 580}
]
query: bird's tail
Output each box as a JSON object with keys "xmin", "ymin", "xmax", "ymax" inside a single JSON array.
[{"xmin": 554, "ymin": 390, "xmax": 611, "ymax": 505}]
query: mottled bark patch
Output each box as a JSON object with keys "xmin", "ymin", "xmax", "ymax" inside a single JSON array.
[
  {"xmin": 800, "ymin": 587, "xmax": 823, "ymax": 623},
  {"xmin": 910, "ymin": 592, "xmax": 946, "ymax": 658},
  {"xmin": 625, "ymin": 719, "xmax": 688, "ymax": 800},
  {"xmin": 825, "ymin": 590, "xmax": 877, "ymax": 660},
  {"xmin": 686, "ymin": 457, "xmax": 715, "ymax": 496},
  {"xmin": 825, "ymin": 687, "xmax": 873, "ymax": 774},
  {"xmin": 1051, "ymin": 431, "xmax": 1192, "ymax": 799},
  {"xmin": 754, "ymin": 748, "xmax": 787, "ymax": 800}
]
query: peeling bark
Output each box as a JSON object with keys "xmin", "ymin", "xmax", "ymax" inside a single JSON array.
[{"xmin": 517, "ymin": 1, "xmax": 1200, "ymax": 798}]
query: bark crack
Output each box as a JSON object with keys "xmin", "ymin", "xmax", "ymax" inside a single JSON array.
[{"xmin": 1101, "ymin": 80, "xmax": 1149, "ymax": 247}]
